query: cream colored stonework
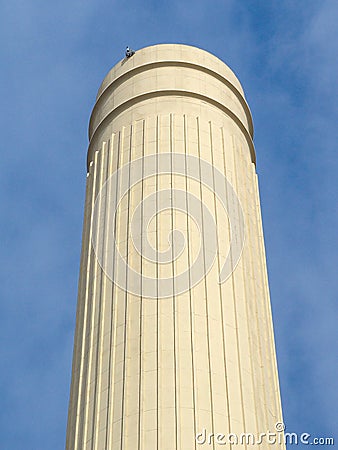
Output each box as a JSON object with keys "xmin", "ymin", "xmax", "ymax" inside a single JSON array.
[{"xmin": 66, "ymin": 44, "xmax": 285, "ymax": 450}]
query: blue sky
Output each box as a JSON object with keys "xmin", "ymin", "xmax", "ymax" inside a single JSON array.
[{"xmin": 0, "ymin": 1, "xmax": 337, "ymax": 448}]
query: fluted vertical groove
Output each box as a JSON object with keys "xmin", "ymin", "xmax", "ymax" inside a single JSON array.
[
  {"xmin": 184, "ymin": 114, "xmax": 197, "ymax": 450},
  {"xmin": 155, "ymin": 115, "xmax": 160, "ymax": 450},
  {"xmin": 106, "ymin": 131, "xmax": 121, "ymax": 449}
]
